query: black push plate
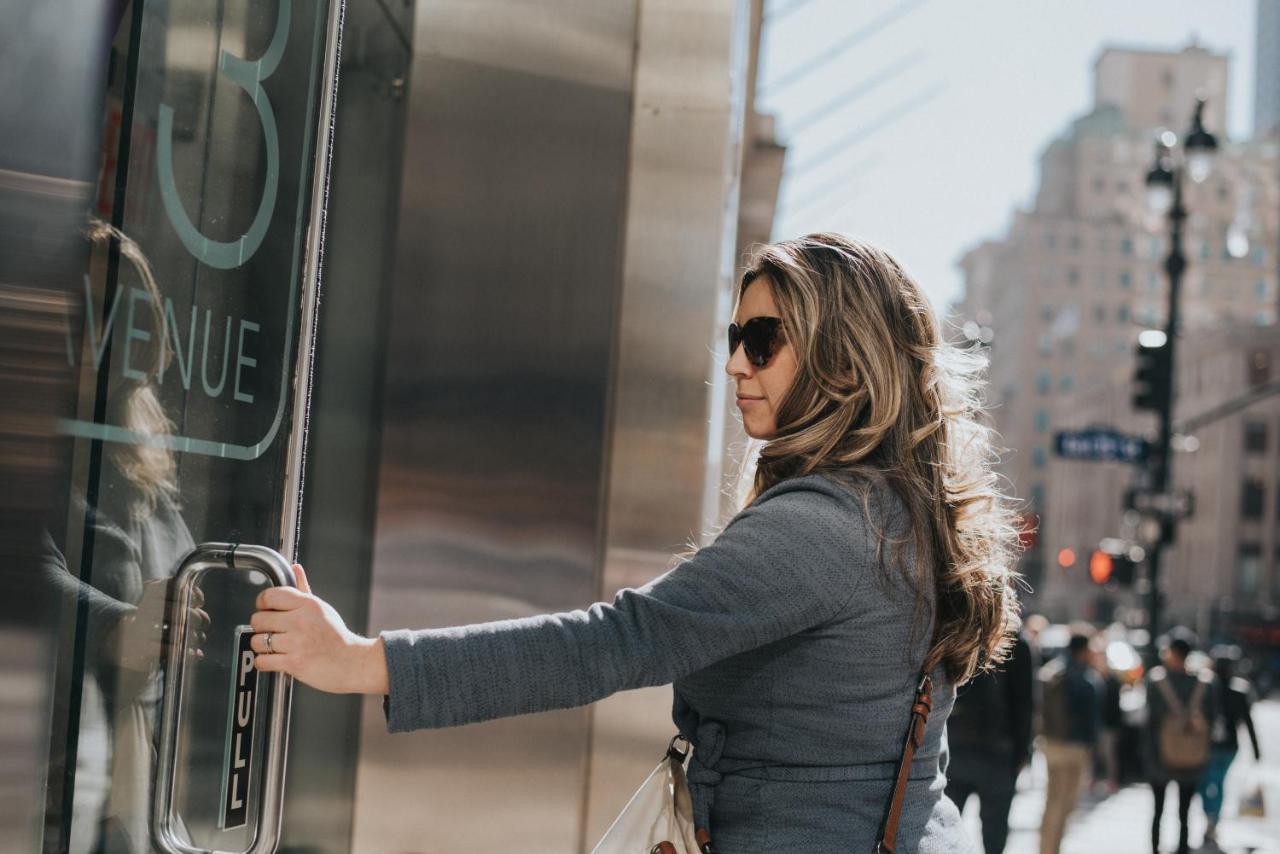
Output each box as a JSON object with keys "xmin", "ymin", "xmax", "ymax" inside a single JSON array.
[{"xmin": 220, "ymin": 626, "xmax": 260, "ymax": 830}]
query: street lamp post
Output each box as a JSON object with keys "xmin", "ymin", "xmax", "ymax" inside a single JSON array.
[{"xmin": 1140, "ymin": 96, "xmax": 1218, "ymax": 664}]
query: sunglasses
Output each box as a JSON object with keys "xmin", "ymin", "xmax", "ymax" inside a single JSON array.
[{"xmin": 727, "ymin": 316, "xmax": 784, "ymax": 367}]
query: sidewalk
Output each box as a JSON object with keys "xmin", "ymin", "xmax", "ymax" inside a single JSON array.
[{"xmin": 959, "ymin": 701, "xmax": 1280, "ymax": 854}]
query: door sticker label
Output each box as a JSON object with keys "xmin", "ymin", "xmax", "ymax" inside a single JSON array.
[{"xmin": 220, "ymin": 625, "xmax": 260, "ymax": 830}]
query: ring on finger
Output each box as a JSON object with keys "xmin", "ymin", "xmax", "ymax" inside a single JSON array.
[{"xmin": 264, "ymin": 632, "xmax": 275, "ymax": 654}]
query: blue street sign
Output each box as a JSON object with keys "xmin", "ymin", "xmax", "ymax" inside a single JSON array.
[{"xmin": 1053, "ymin": 428, "xmax": 1150, "ymax": 464}]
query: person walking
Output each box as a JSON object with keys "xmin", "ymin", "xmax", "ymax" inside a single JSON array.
[
  {"xmin": 945, "ymin": 632, "xmax": 1035, "ymax": 853},
  {"xmin": 1198, "ymin": 645, "xmax": 1262, "ymax": 849},
  {"xmin": 1144, "ymin": 630, "xmax": 1216, "ymax": 854},
  {"xmin": 1094, "ymin": 642, "xmax": 1125, "ymax": 794},
  {"xmin": 1037, "ymin": 632, "xmax": 1103, "ymax": 854},
  {"xmin": 246, "ymin": 233, "xmax": 1026, "ymax": 852}
]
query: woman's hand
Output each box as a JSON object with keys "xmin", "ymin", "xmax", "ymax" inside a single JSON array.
[{"xmin": 249, "ymin": 564, "xmax": 389, "ymax": 695}]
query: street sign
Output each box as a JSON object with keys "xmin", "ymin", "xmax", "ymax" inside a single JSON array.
[
  {"xmin": 1124, "ymin": 488, "xmax": 1195, "ymax": 520},
  {"xmin": 1053, "ymin": 428, "xmax": 1150, "ymax": 464}
]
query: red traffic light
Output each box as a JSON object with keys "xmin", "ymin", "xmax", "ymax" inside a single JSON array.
[{"xmin": 1089, "ymin": 549, "xmax": 1113, "ymax": 584}]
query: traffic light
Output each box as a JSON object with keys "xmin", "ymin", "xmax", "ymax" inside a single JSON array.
[
  {"xmin": 1090, "ymin": 540, "xmax": 1141, "ymax": 587},
  {"xmin": 1132, "ymin": 333, "xmax": 1171, "ymax": 413},
  {"xmin": 1089, "ymin": 549, "xmax": 1113, "ymax": 584}
]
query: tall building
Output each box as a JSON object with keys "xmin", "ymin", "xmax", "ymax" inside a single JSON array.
[
  {"xmin": 1256, "ymin": 0, "xmax": 1280, "ymax": 138},
  {"xmin": 952, "ymin": 42, "xmax": 1279, "ymax": 610}
]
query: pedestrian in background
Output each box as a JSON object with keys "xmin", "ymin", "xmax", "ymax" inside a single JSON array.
[
  {"xmin": 1037, "ymin": 632, "xmax": 1103, "ymax": 854},
  {"xmin": 946, "ymin": 632, "xmax": 1036, "ymax": 853},
  {"xmin": 1198, "ymin": 645, "xmax": 1262, "ymax": 849},
  {"xmin": 1143, "ymin": 629, "xmax": 1217, "ymax": 854},
  {"xmin": 1092, "ymin": 638, "xmax": 1124, "ymax": 794}
]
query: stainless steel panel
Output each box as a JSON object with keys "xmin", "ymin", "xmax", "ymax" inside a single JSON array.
[
  {"xmin": 354, "ymin": 0, "xmax": 750, "ymax": 848},
  {"xmin": 353, "ymin": 0, "xmax": 638, "ymax": 851},
  {"xmin": 585, "ymin": 0, "xmax": 750, "ymax": 842}
]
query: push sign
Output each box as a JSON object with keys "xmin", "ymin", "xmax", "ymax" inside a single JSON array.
[{"xmin": 220, "ymin": 626, "xmax": 261, "ymax": 829}]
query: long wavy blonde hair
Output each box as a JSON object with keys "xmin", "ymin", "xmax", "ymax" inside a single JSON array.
[{"xmin": 732, "ymin": 232, "xmax": 1024, "ymax": 684}]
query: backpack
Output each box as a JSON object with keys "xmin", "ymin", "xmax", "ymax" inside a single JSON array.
[
  {"xmin": 1154, "ymin": 675, "xmax": 1210, "ymax": 771},
  {"xmin": 1037, "ymin": 658, "xmax": 1072, "ymax": 741}
]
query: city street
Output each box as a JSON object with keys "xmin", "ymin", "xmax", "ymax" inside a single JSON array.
[{"xmin": 961, "ymin": 701, "xmax": 1280, "ymax": 853}]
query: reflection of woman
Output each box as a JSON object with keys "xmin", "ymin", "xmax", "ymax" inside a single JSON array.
[
  {"xmin": 254, "ymin": 234, "xmax": 1023, "ymax": 851},
  {"xmin": 42, "ymin": 218, "xmax": 196, "ymax": 852}
]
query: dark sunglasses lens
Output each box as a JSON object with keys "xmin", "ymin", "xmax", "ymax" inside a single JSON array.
[{"xmin": 728, "ymin": 318, "xmax": 778, "ymax": 366}]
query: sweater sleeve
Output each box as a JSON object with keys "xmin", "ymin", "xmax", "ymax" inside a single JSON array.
[{"xmin": 379, "ymin": 481, "xmax": 872, "ymax": 732}]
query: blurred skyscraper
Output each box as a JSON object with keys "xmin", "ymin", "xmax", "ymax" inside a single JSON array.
[
  {"xmin": 1255, "ymin": 0, "xmax": 1280, "ymax": 137},
  {"xmin": 953, "ymin": 41, "xmax": 1278, "ymax": 618}
]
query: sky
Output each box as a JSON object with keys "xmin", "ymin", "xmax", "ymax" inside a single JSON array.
[{"xmin": 758, "ymin": 0, "xmax": 1257, "ymax": 315}]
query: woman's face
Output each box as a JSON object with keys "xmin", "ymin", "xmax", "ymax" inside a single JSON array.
[{"xmin": 725, "ymin": 276, "xmax": 798, "ymax": 440}]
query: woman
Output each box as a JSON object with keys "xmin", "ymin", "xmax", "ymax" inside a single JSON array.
[
  {"xmin": 1198, "ymin": 646, "xmax": 1262, "ymax": 848},
  {"xmin": 252, "ymin": 233, "xmax": 1023, "ymax": 851}
]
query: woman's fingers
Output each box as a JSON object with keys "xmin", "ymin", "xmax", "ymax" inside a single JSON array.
[
  {"xmin": 249, "ymin": 631, "xmax": 291, "ymax": 655},
  {"xmin": 253, "ymin": 652, "xmax": 288, "ymax": 673},
  {"xmin": 256, "ymin": 585, "xmax": 310, "ymax": 612},
  {"xmin": 249, "ymin": 609, "xmax": 294, "ymax": 633}
]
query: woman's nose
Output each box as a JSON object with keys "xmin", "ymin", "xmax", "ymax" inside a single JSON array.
[{"xmin": 725, "ymin": 342, "xmax": 751, "ymax": 377}]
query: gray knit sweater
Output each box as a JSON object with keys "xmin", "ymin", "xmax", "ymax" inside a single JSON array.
[{"xmin": 380, "ymin": 472, "xmax": 973, "ymax": 853}]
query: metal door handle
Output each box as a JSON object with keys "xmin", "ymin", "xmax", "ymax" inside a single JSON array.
[{"xmin": 152, "ymin": 543, "xmax": 296, "ymax": 854}]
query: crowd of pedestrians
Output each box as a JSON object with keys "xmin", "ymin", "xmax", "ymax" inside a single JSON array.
[{"xmin": 945, "ymin": 622, "xmax": 1264, "ymax": 854}]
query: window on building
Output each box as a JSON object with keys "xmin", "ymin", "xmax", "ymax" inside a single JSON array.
[
  {"xmin": 1041, "ymin": 304, "xmax": 1055, "ymax": 322},
  {"xmin": 1068, "ymin": 234, "xmax": 1081, "ymax": 252},
  {"xmin": 1034, "ymin": 409, "xmax": 1049, "ymax": 433},
  {"xmin": 1244, "ymin": 420, "xmax": 1267, "ymax": 453},
  {"xmin": 1146, "ymin": 271, "xmax": 1160, "ymax": 292},
  {"xmin": 1093, "ymin": 303, "xmax": 1106, "ymax": 323},
  {"xmin": 1237, "ymin": 543, "xmax": 1262, "ymax": 597},
  {"xmin": 1032, "ymin": 446, "xmax": 1047, "ymax": 468},
  {"xmin": 1067, "ymin": 268, "xmax": 1079, "ymax": 286},
  {"xmin": 1242, "ymin": 477, "xmax": 1265, "ymax": 519},
  {"xmin": 1092, "ymin": 177, "xmax": 1105, "ymax": 193},
  {"xmin": 1036, "ymin": 371, "xmax": 1051, "ymax": 395},
  {"xmin": 1044, "ymin": 232, "xmax": 1057, "ymax": 249},
  {"xmin": 1253, "ymin": 247, "xmax": 1266, "ymax": 266},
  {"xmin": 1059, "ymin": 374, "xmax": 1075, "ymax": 392},
  {"xmin": 1248, "ymin": 350, "xmax": 1272, "ymax": 387},
  {"xmin": 1200, "ymin": 242, "xmax": 1211, "ymax": 261},
  {"xmin": 1120, "ymin": 271, "xmax": 1132, "ymax": 288},
  {"xmin": 1061, "ymin": 338, "xmax": 1076, "ymax": 358},
  {"xmin": 1117, "ymin": 305, "xmax": 1130, "ymax": 324},
  {"xmin": 1120, "ymin": 238, "xmax": 1133, "ymax": 256},
  {"xmin": 1149, "ymin": 236, "xmax": 1163, "ymax": 259},
  {"xmin": 1256, "ymin": 280, "xmax": 1269, "ymax": 301}
]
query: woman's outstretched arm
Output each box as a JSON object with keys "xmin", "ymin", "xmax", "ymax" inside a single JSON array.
[{"xmin": 251, "ymin": 476, "xmax": 879, "ymax": 732}]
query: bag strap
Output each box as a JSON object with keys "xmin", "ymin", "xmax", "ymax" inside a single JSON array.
[
  {"xmin": 875, "ymin": 671, "xmax": 933, "ymax": 853},
  {"xmin": 1155, "ymin": 674, "xmax": 1189, "ymax": 717}
]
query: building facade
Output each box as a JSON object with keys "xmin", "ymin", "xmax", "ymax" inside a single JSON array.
[{"xmin": 953, "ymin": 43, "xmax": 1280, "ymax": 616}]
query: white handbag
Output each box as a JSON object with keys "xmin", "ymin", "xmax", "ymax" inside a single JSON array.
[{"xmin": 591, "ymin": 735, "xmax": 714, "ymax": 854}]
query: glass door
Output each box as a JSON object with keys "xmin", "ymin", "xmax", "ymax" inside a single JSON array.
[{"xmin": 38, "ymin": 0, "xmax": 341, "ymax": 850}]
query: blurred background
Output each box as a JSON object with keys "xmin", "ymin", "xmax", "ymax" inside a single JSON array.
[{"xmin": 0, "ymin": 0, "xmax": 1277, "ymax": 851}]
